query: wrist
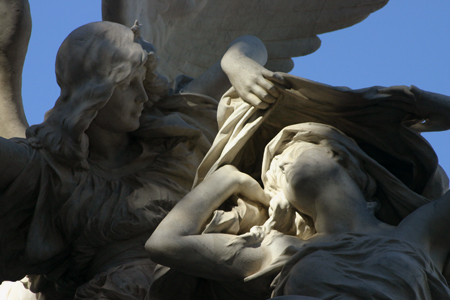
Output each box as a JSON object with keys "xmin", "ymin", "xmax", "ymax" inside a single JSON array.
[
  {"xmin": 220, "ymin": 51, "xmax": 240, "ymax": 78},
  {"xmin": 214, "ymin": 165, "xmax": 244, "ymax": 189}
]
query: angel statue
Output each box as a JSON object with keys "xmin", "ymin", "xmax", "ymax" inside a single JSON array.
[
  {"xmin": 1, "ymin": 0, "xmax": 391, "ymax": 138},
  {"xmin": 0, "ymin": 0, "xmax": 413, "ymax": 299},
  {"xmin": 0, "ymin": 2, "xmax": 289, "ymax": 300},
  {"xmin": 147, "ymin": 74, "xmax": 450, "ymax": 299}
]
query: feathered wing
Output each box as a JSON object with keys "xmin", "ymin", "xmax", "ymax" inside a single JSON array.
[
  {"xmin": 102, "ymin": 0, "xmax": 388, "ymax": 80},
  {"xmin": 0, "ymin": 0, "xmax": 31, "ymax": 138}
]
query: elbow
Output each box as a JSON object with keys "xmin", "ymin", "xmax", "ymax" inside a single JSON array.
[
  {"xmin": 145, "ymin": 234, "xmax": 165, "ymax": 262},
  {"xmin": 144, "ymin": 236, "xmax": 155, "ymax": 255},
  {"xmin": 145, "ymin": 233, "xmax": 179, "ymax": 265}
]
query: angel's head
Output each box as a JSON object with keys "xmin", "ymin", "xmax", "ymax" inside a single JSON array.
[{"xmin": 26, "ymin": 21, "xmax": 168, "ymax": 169}]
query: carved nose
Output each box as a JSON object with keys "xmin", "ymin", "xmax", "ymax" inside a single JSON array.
[
  {"xmin": 136, "ymin": 84, "xmax": 149, "ymax": 103},
  {"xmin": 137, "ymin": 93, "xmax": 149, "ymax": 103}
]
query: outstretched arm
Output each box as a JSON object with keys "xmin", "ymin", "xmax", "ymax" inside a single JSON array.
[
  {"xmin": 0, "ymin": 0, "xmax": 31, "ymax": 138},
  {"xmin": 146, "ymin": 165, "xmax": 270, "ymax": 281},
  {"xmin": 183, "ymin": 35, "xmax": 286, "ymax": 108}
]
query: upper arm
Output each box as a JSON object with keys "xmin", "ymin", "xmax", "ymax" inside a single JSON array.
[
  {"xmin": 0, "ymin": 137, "xmax": 30, "ymax": 189},
  {"xmin": 397, "ymin": 191, "xmax": 450, "ymax": 259}
]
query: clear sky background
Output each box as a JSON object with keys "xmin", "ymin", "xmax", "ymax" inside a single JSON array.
[{"xmin": 22, "ymin": 1, "xmax": 450, "ymax": 174}]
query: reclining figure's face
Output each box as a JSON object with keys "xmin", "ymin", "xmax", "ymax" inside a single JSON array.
[{"xmin": 279, "ymin": 142, "xmax": 355, "ymax": 218}]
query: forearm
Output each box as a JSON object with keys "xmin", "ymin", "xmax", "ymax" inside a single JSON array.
[
  {"xmin": 146, "ymin": 165, "xmax": 269, "ymax": 280},
  {"xmin": 145, "ymin": 166, "xmax": 242, "ymax": 276},
  {"xmin": 150, "ymin": 166, "xmax": 243, "ymax": 239},
  {"xmin": 221, "ymin": 35, "xmax": 268, "ymax": 75},
  {"xmin": 146, "ymin": 163, "xmax": 269, "ymax": 243}
]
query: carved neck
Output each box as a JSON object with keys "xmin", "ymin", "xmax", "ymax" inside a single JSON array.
[
  {"xmin": 313, "ymin": 193, "xmax": 381, "ymax": 236},
  {"xmin": 310, "ymin": 174, "xmax": 382, "ymax": 236},
  {"xmin": 85, "ymin": 123, "xmax": 140, "ymax": 169}
]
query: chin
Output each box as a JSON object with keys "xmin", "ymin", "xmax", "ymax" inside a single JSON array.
[
  {"xmin": 129, "ymin": 124, "xmax": 140, "ymax": 132},
  {"xmin": 125, "ymin": 118, "xmax": 141, "ymax": 132}
]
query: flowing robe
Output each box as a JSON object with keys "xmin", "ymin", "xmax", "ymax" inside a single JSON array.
[
  {"xmin": 273, "ymin": 233, "xmax": 450, "ymax": 299},
  {"xmin": 151, "ymin": 74, "xmax": 450, "ymax": 299},
  {"xmin": 0, "ymin": 92, "xmax": 218, "ymax": 299}
]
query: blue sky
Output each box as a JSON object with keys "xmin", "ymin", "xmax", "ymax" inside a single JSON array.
[{"xmin": 22, "ymin": 1, "xmax": 450, "ymax": 174}]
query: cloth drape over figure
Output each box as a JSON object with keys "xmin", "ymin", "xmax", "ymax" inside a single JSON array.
[
  {"xmin": 0, "ymin": 92, "xmax": 217, "ymax": 298},
  {"xmin": 196, "ymin": 74, "xmax": 449, "ymax": 223},
  {"xmin": 0, "ymin": 19, "xmax": 291, "ymax": 299},
  {"xmin": 272, "ymin": 233, "xmax": 450, "ymax": 299},
  {"xmin": 151, "ymin": 74, "xmax": 450, "ymax": 300}
]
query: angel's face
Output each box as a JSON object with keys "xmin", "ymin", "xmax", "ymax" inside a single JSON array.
[{"xmin": 92, "ymin": 66, "xmax": 148, "ymax": 133}]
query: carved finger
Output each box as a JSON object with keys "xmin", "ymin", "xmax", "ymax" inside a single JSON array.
[
  {"xmin": 264, "ymin": 72, "xmax": 291, "ymax": 88},
  {"xmin": 257, "ymin": 77, "xmax": 280, "ymax": 98},
  {"xmin": 252, "ymin": 86, "xmax": 277, "ymax": 104},
  {"xmin": 244, "ymin": 93, "xmax": 270, "ymax": 109},
  {"xmin": 263, "ymin": 70, "xmax": 288, "ymax": 86}
]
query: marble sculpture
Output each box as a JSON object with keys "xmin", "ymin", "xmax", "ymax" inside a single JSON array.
[{"xmin": 1, "ymin": 0, "xmax": 450, "ymax": 299}]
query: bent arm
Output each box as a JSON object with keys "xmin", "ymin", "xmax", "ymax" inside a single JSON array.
[
  {"xmin": 146, "ymin": 165, "xmax": 270, "ymax": 281},
  {"xmin": 0, "ymin": 137, "xmax": 29, "ymax": 189}
]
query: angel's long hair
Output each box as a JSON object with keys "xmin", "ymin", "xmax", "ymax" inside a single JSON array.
[{"xmin": 26, "ymin": 21, "xmax": 168, "ymax": 170}]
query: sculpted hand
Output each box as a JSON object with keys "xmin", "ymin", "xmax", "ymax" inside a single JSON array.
[
  {"xmin": 380, "ymin": 86, "xmax": 450, "ymax": 132},
  {"xmin": 221, "ymin": 35, "xmax": 288, "ymax": 109},
  {"xmin": 409, "ymin": 86, "xmax": 450, "ymax": 132},
  {"xmin": 227, "ymin": 58, "xmax": 287, "ymax": 109}
]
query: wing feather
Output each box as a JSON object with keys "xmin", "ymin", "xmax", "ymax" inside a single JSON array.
[{"xmin": 102, "ymin": 0, "xmax": 388, "ymax": 80}]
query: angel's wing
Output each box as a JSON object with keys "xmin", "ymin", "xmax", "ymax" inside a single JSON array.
[
  {"xmin": 102, "ymin": 0, "xmax": 388, "ymax": 80},
  {"xmin": 0, "ymin": 0, "xmax": 30, "ymax": 138}
]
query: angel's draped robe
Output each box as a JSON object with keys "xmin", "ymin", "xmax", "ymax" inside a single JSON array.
[{"xmin": 0, "ymin": 91, "xmax": 218, "ymax": 299}]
